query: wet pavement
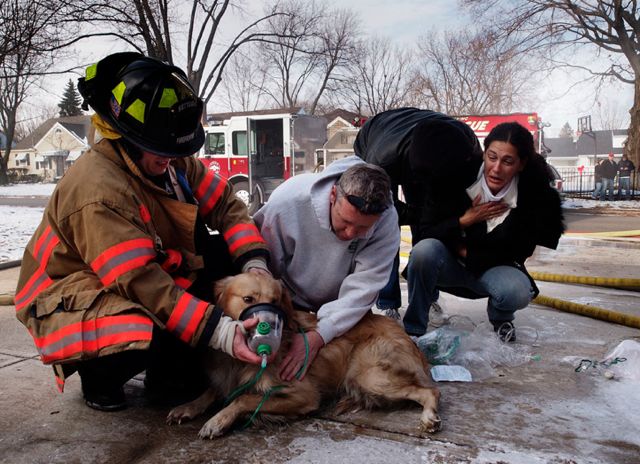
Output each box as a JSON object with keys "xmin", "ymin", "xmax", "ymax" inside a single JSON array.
[{"xmin": 1, "ymin": 235, "xmax": 640, "ymax": 464}]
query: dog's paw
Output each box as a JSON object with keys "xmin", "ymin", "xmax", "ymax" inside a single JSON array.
[
  {"xmin": 166, "ymin": 405, "xmax": 200, "ymax": 425},
  {"xmin": 198, "ymin": 417, "xmax": 227, "ymax": 439},
  {"xmin": 420, "ymin": 413, "xmax": 442, "ymax": 434}
]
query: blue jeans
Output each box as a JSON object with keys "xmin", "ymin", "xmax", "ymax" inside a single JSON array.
[
  {"xmin": 376, "ymin": 251, "xmax": 402, "ymax": 309},
  {"xmin": 600, "ymin": 177, "xmax": 614, "ymax": 200},
  {"xmin": 618, "ymin": 177, "xmax": 631, "ymax": 200},
  {"xmin": 592, "ymin": 181, "xmax": 602, "ymax": 199},
  {"xmin": 403, "ymin": 239, "xmax": 535, "ymax": 336}
]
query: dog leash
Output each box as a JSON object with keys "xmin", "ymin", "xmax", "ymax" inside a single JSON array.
[
  {"xmin": 223, "ymin": 329, "xmax": 311, "ymax": 429},
  {"xmin": 295, "ymin": 329, "xmax": 310, "ymax": 380}
]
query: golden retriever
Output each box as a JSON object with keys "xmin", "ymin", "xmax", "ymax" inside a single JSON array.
[{"xmin": 166, "ymin": 273, "xmax": 441, "ymax": 438}]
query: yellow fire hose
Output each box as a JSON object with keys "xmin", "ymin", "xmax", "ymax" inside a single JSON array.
[
  {"xmin": 398, "ymin": 248, "xmax": 640, "ymax": 329},
  {"xmin": 533, "ymin": 294, "xmax": 640, "ymax": 330},
  {"xmin": 529, "ymin": 272, "xmax": 640, "ymax": 290},
  {"xmin": 0, "ymin": 294, "xmax": 14, "ymax": 306}
]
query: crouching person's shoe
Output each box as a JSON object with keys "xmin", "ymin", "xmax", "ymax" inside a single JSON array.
[
  {"xmin": 492, "ymin": 321, "xmax": 516, "ymax": 343},
  {"xmin": 82, "ymin": 383, "xmax": 127, "ymax": 412},
  {"xmin": 383, "ymin": 308, "xmax": 401, "ymax": 320}
]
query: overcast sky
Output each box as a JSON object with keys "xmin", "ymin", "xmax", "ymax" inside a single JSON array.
[{"xmin": 31, "ymin": 0, "xmax": 633, "ymax": 137}]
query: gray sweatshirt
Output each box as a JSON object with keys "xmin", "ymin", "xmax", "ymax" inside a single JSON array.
[{"xmin": 253, "ymin": 156, "xmax": 399, "ymax": 343}]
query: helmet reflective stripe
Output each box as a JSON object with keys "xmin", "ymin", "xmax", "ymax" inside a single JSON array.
[
  {"xmin": 112, "ymin": 81, "xmax": 126, "ymax": 104},
  {"xmin": 86, "ymin": 63, "xmax": 98, "ymax": 81},
  {"xmin": 159, "ymin": 88, "xmax": 178, "ymax": 108},
  {"xmin": 126, "ymin": 99, "xmax": 146, "ymax": 123}
]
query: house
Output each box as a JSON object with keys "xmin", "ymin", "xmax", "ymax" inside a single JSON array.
[
  {"xmin": 9, "ymin": 115, "xmax": 91, "ymax": 181},
  {"xmin": 317, "ymin": 109, "xmax": 367, "ymax": 166},
  {"xmin": 545, "ymin": 129, "xmax": 627, "ymax": 168},
  {"xmin": 322, "ymin": 109, "xmax": 367, "ymax": 141},
  {"xmin": 545, "ymin": 129, "xmax": 628, "ymax": 193}
]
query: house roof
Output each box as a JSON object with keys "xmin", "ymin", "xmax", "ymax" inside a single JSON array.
[
  {"xmin": 14, "ymin": 115, "xmax": 91, "ymax": 150},
  {"xmin": 576, "ymin": 130, "xmax": 624, "ymax": 156},
  {"xmin": 546, "ymin": 129, "xmax": 627, "ymax": 158},
  {"xmin": 322, "ymin": 109, "xmax": 367, "ymax": 127},
  {"xmin": 545, "ymin": 137, "xmax": 576, "ymax": 157}
]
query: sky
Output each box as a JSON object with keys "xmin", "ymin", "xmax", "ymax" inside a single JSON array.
[{"xmin": 28, "ymin": 0, "xmax": 634, "ymax": 137}]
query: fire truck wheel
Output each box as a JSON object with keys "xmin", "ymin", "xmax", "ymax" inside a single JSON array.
[{"xmin": 234, "ymin": 181, "xmax": 262, "ymax": 215}]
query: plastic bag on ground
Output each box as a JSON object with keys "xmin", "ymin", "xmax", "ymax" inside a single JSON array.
[
  {"xmin": 603, "ymin": 339, "xmax": 640, "ymax": 382},
  {"xmin": 417, "ymin": 322, "xmax": 536, "ymax": 381}
]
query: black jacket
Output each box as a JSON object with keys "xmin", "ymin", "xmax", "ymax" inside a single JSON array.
[
  {"xmin": 354, "ymin": 107, "xmax": 481, "ymax": 225},
  {"xmin": 618, "ymin": 158, "xmax": 635, "ymax": 177},
  {"xmin": 416, "ymin": 156, "xmax": 565, "ymax": 286},
  {"xmin": 600, "ymin": 159, "xmax": 617, "ymax": 179}
]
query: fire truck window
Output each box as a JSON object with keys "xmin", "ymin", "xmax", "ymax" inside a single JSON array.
[
  {"xmin": 206, "ymin": 133, "xmax": 225, "ymax": 155},
  {"xmin": 232, "ymin": 131, "xmax": 248, "ymax": 156}
]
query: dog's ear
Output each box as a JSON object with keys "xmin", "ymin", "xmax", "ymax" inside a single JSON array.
[{"xmin": 213, "ymin": 276, "xmax": 234, "ymax": 304}]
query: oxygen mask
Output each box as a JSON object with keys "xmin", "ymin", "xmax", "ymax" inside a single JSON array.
[{"xmin": 239, "ymin": 303, "xmax": 287, "ymax": 366}]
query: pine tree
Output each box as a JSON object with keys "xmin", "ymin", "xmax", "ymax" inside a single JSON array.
[
  {"xmin": 558, "ymin": 122, "xmax": 574, "ymax": 139},
  {"xmin": 58, "ymin": 79, "xmax": 83, "ymax": 117}
]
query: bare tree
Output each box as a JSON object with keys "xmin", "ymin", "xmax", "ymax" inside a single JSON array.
[
  {"xmin": 465, "ymin": 0, "xmax": 640, "ymax": 168},
  {"xmin": 0, "ymin": 0, "xmax": 61, "ymax": 184},
  {"xmin": 14, "ymin": 104, "xmax": 59, "ymax": 141},
  {"xmin": 256, "ymin": 1, "xmax": 359, "ymax": 114},
  {"xmin": 59, "ymin": 0, "xmax": 287, "ymax": 108},
  {"xmin": 337, "ymin": 36, "xmax": 412, "ymax": 116},
  {"xmin": 594, "ymin": 98, "xmax": 626, "ymax": 130},
  {"xmin": 410, "ymin": 28, "xmax": 534, "ymax": 115},
  {"xmin": 217, "ymin": 50, "xmax": 270, "ymax": 111},
  {"xmin": 306, "ymin": 7, "xmax": 359, "ymax": 114},
  {"xmin": 258, "ymin": 0, "xmax": 322, "ymax": 109}
]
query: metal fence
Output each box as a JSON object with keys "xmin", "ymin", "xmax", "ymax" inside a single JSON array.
[{"xmin": 555, "ymin": 166, "xmax": 637, "ymax": 199}]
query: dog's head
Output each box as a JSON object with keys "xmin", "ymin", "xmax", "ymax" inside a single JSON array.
[{"xmin": 214, "ymin": 273, "xmax": 294, "ymax": 325}]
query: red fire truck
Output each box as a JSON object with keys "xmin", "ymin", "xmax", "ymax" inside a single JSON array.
[
  {"xmin": 198, "ymin": 109, "xmax": 327, "ymax": 213},
  {"xmin": 455, "ymin": 112, "xmax": 544, "ymax": 153}
]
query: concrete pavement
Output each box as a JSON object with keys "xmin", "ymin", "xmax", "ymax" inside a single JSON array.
[{"xmin": 1, "ymin": 236, "xmax": 640, "ymax": 464}]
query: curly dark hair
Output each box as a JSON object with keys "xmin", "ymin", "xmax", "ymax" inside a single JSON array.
[{"xmin": 484, "ymin": 122, "xmax": 552, "ymax": 184}]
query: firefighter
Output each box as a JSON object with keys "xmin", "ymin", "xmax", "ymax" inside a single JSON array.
[{"xmin": 15, "ymin": 52, "xmax": 270, "ymax": 411}]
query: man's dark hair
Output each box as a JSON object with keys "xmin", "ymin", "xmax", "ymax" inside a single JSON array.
[{"xmin": 336, "ymin": 164, "xmax": 392, "ymax": 215}]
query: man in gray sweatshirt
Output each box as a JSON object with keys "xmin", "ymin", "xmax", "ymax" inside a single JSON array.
[{"xmin": 253, "ymin": 156, "xmax": 399, "ymax": 381}]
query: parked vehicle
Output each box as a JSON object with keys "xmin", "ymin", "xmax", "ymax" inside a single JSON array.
[
  {"xmin": 456, "ymin": 113, "xmax": 544, "ymax": 151},
  {"xmin": 547, "ymin": 163, "xmax": 564, "ymax": 193},
  {"xmin": 198, "ymin": 110, "xmax": 327, "ymax": 213}
]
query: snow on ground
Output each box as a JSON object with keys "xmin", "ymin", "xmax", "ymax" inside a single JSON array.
[
  {"xmin": 0, "ymin": 183, "xmax": 56, "ymax": 197},
  {"xmin": 0, "ymin": 205, "xmax": 44, "ymax": 263},
  {"xmin": 1, "ymin": 183, "xmax": 639, "ymax": 264},
  {"xmin": 563, "ymin": 196, "xmax": 640, "ymax": 210}
]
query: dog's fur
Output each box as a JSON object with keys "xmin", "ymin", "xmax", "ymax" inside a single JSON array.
[{"xmin": 166, "ymin": 273, "xmax": 441, "ymax": 438}]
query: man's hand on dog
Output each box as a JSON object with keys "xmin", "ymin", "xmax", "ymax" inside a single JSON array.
[
  {"xmin": 247, "ymin": 267, "xmax": 272, "ymax": 277},
  {"xmin": 232, "ymin": 318, "xmax": 264, "ymax": 364},
  {"xmin": 279, "ymin": 330, "xmax": 324, "ymax": 381}
]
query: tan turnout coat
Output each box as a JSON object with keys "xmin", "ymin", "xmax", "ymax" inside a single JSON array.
[{"xmin": 15, "ymin": 139, "xmax": 267, "ymax": 389}]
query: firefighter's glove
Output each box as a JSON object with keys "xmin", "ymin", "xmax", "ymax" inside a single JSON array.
[{"xmin": 209, "ymin": 316, "xmax": 246, "ymax": 357}]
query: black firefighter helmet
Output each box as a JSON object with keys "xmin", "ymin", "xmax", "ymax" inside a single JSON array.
[{"xmin": 77, "ymin": 52, "xmax": 205, "ymax": 158}]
